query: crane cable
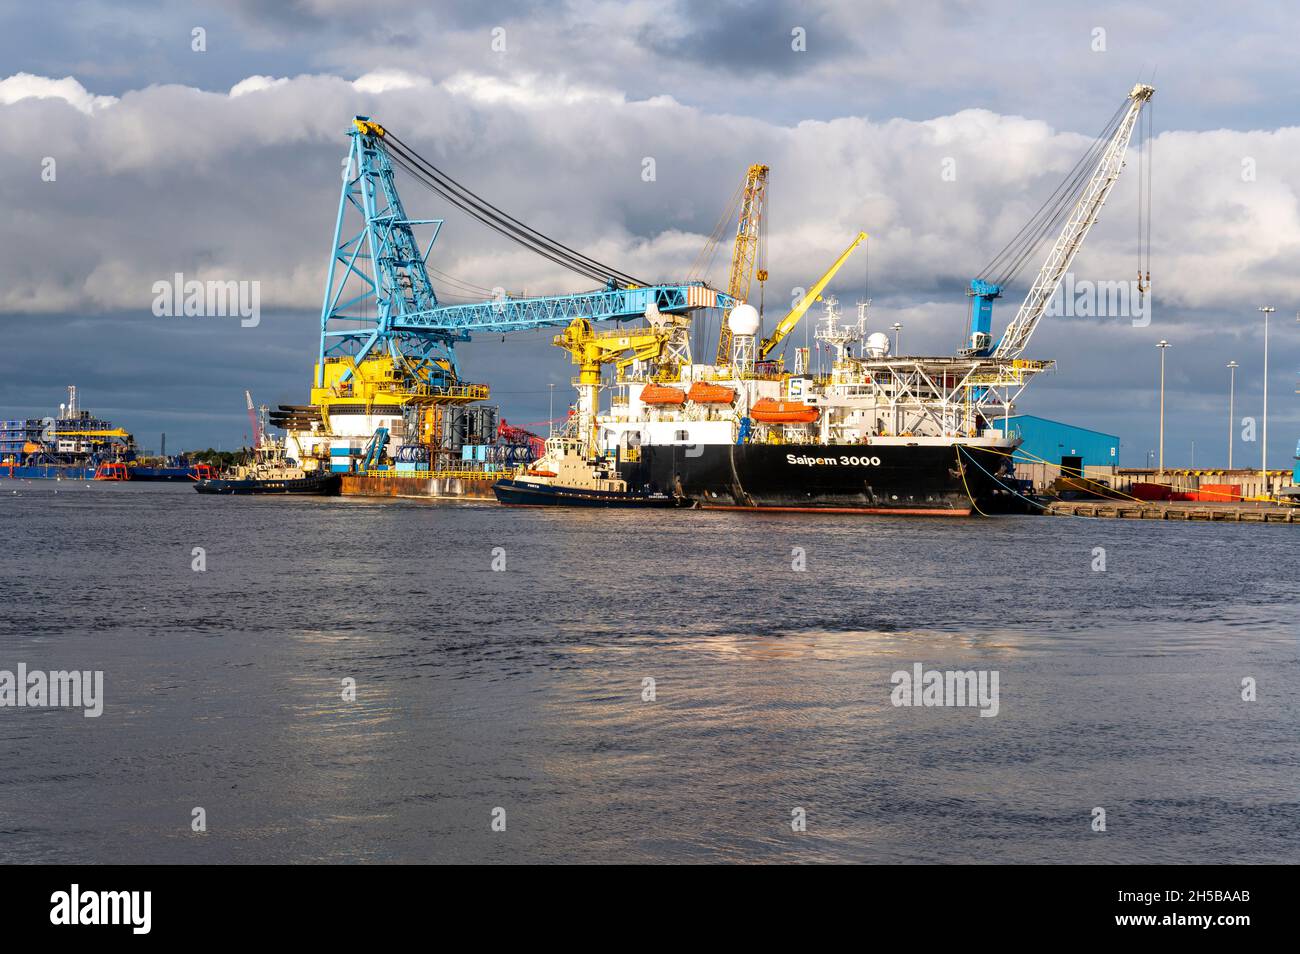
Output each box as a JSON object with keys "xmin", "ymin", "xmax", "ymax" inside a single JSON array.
[
  {"xmin": 385, "ymin": 132, "xmax": 641, "ymax": 286},
  {"xmin": 384, "ymin": 145, "xmax": 629, "ymax": 287},
  {"xmin": 979, "ymin": 102, "xmax": 1125, "ymax": 287},
  {"xmin": 382, "ymin": 130, "xmax": 647, "ymax": 288},
  {"xmin": 1137, "ymin": 98, "xmax": 1153, "ymax": 295},
  {"xmin": 976, "ymin": 98, "xmax": 1130, "ymax": 290}
]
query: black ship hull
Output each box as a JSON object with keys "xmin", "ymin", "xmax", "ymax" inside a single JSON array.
[
  {"xmin": 194, "ymin": 472, "xmax": 341, "ymax": 496},
  {"xmin": 493, "ymin": 478, "xmax": 681, "ymax": 508},
  {"xmin": 621, "ymin": 442, "xmax": 1015, "ymax": 515}
]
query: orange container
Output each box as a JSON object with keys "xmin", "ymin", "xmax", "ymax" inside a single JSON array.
[{"xmin": 1197, "ymin": 483, "xmax": 1242, "ymax": 502}]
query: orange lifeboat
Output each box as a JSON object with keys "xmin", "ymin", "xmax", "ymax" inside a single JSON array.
[
  {"xmin": 749, "ymin": 398, "xmax": 819, "ymax": 424},
  {"xmin": 687, "ymin": 382, "xmax": 736, "ymax": 404},
  {"xmin": 640, "ymin": 384, "xmax": 687, "ymax": 405}
]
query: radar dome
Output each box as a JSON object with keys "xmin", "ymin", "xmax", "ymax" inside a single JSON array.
[
  {"xmin": 727, "ymin": 303, "xmax": 760, "ymax": 336},
  {"xmin": 865, "ymin": 332, "xmax": 890, "ymax": 358}
]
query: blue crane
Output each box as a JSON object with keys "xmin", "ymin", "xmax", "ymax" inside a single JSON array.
[{"xmin": 317, "ymin": 117, "xmax": 735, "ymax": 387}]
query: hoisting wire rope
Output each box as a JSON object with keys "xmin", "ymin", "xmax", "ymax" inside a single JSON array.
[
  {"xmin": 976, "ymin": 98, "xmax": 1130, "ymax": 290},
  {"xmin": 385, "ymin": 147, "xmax": 627, "ymax": 287},
  {"xmin": 688, "ymin": 177, "xmax": 747, "ymax": 357},
  {"xmin": 383, "ymin": 130, "xmax": 647, "ymax": 288}
]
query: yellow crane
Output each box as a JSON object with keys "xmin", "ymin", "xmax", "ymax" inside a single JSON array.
[
  {"xmin": 553, "ymin": 314, "xmax": 690, "ymax": 451},
  {"xmin": 716, "ymin": 164, "xmax": 769, "ymax": 366},
  {"xmin": 52, "ymin": 428, "xmax": 132, "ymax": 438},
  {"xmin": 759, "ymin": 231, "xmax": 868, "ymax": 361}
]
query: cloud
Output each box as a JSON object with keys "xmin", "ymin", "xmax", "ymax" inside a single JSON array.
[
  {"xmin": 0, "ymin": 72, "xmax": 117, "ymax": 114},
  {"xmin": 229, "ymin": 75, "xmax": 289, "ymax": 97},
  {"xmin": 351, "ymin": 69, "xmax": 432, "ymax": 94}
]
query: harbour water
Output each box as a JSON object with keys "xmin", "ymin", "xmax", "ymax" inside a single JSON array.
[{"xmin": 1, "ymin": 482, "xmax": 1296, "ymax": 863}]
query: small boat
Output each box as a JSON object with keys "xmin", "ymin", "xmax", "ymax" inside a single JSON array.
[
  {"xmin": 194, "ymin": 432, "xmax": 340, "ymax": 496},
  {"xmin": 194, "ymin": 470, "xmax": 341, "ymax": 495},
  {"xmin": 492, "ymin": 445, "xmax": 681, "ymax": 508},
  {"xmin": 749, "ymin": 397, "xmax": 820, "ymax": 424},
  {"xmin": 93, "ymin": 461, "xmax": 131, "ymax": 481},
  {"xmin": 493, "ymin": 477, "xmax": 679, "ymax": 508}
]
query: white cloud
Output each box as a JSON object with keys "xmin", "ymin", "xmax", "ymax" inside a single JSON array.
[
  {"xmin": 0, "ymin": 72, "xmax": 117, "ymax": 114},
  {"xmin": 441, "ymin": 72, "xmax": 627, "ymax": 108},
  {"xmin": 229, "ymin": 75, "xmax": 290, "ymax": 97},
  {"xmin": 351, "ymin": 70, "xmax": 433, "ymax": 94}
]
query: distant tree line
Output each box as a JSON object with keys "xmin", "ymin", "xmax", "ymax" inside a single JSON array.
[{"xmin": 187, "ymin": 448, "xmax": 247, "ymax": 468}]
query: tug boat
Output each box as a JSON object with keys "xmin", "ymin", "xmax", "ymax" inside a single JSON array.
[
  {"xmin": 492, "ymin": 440, "xmax": 681, "ymax": 508},
  {"xmin": 194, "ymin": 469, "xmax": 341, "ymax": 496},
  {"xmin": 194, "ymin": 432, "xmax": 340, "ymax": 496}
]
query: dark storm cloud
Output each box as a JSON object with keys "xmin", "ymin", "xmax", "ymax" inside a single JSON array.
[{"xmin": 637, "ymin": 0, "xmax": 856, "ymax": 74}]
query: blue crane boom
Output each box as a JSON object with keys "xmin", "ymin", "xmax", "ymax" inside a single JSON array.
[{"xmin": 317, "ymin": 117, "xmax": 734, "ymax": 386}]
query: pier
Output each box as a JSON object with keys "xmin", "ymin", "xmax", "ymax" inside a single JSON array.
[{"xmin": 1046, "ymin": 500, "xmax": 1297, "ymax": 522}]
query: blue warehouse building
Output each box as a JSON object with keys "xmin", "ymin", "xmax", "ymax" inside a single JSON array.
[{"xmin": 999, "ymin": 414, "xmax": 1120, "ymax": 469}]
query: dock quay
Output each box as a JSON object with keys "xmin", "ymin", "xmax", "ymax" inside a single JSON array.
[
  {"xmin": 340, "ymin": 470, "xmax": 499, "ymax": 500},
  {"xmin": 1046, "ymin": 500, "xmax": 1298, "ymax": 522}
]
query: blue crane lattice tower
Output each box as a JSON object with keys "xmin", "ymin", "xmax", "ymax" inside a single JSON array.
[
  {"xmin": 318, "ymin": 117, "xmax": 456, "ymax": 388},
  {"xmin": 318, "ymin": 116, "xmax": 736, "ymax": 388}
]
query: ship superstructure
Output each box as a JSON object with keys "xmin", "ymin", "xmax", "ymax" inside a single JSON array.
[{"xmin": 1, "ymin": 386, "xmax": 136, "ymax": 479}]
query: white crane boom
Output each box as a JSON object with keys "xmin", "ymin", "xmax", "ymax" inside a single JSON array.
[{"xmin": 993, "ymin": 83, "xmax": 1154, "ymax": 359}]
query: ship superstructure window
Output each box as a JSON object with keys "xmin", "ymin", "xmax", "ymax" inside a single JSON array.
[{"xmin": 674, "ymin": 430, "xmax": 689, "ymax": 442}]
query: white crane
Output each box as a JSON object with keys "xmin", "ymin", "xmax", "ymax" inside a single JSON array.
[{"xmin": 992, "ymin": 84, "xmax": 1155, "ymax": 359}]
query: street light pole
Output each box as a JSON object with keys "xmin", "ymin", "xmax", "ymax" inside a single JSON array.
[
  {"xmin": 1258, "ymin": 306, "xmax": 1273, "ymax": 484},
  {"xmin": 1226, "ymin": 360, "xmax": 1238, "ymax": 470},
  {"xmin": 1253, "ymin": 306, "xmax": 1274, "ymax": 486},
  {"xmin": 1156, "ymin": 339, "xmax": 1170, "ymax": 475}
]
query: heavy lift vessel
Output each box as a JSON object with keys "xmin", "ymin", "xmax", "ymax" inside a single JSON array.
[
  {"xmin": 277, "ymin": 117, "xmax": 735, "ymax": 490},
  {"xmin": 513, "ymin": 84, "xmax": 1156, "ymax": 514}
]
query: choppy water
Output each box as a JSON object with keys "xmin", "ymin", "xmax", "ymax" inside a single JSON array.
[{"xmin": 0, "ymin": 481, "xmax": 1296, "ymax": 863}]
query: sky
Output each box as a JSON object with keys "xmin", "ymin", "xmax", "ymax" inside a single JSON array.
[{"xmin": 1, "ymin": 0, "xmax": 1297, "ymax": 469}]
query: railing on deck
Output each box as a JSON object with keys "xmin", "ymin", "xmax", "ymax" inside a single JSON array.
[{"xmin": 353, "ymin": 467, "xmax": 514, "ymax": 480}]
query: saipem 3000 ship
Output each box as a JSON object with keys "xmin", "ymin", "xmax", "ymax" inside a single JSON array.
[
  {"xmin": 528, "ymin": 297, "xmax": 1035, "ymax": 515},
  {"xmin": 517, "ymin": 84, "xmax": 1155, "ymax": 515}
]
